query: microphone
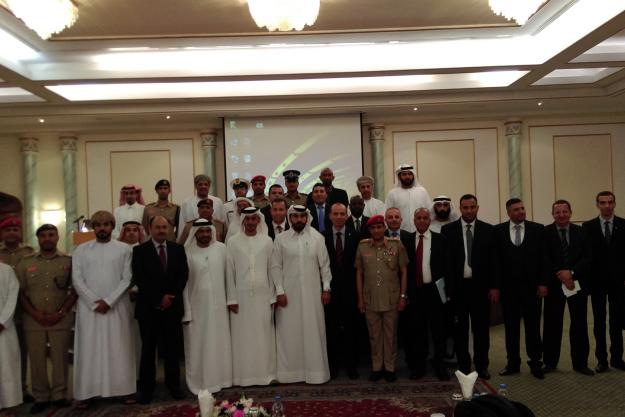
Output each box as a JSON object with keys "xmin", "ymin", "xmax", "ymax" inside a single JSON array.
[{"xmin": 74, "ymin": 215, "xmax": 84, "ymax": 224}]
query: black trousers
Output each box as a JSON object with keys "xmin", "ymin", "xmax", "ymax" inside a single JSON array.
[
  {"xmin": 543, "ymin": 288, "xmax": 590, "ymax": 369},
  {"xmin": 591, "ymin": 287, "xmax": 624, "ymax": 365},
  {"xmin": 404, "ymin": 283, "xmax": 446, "ymax": 372},
  {"xmin": 138, "ymin": 312, "xmax": 183, "ymax": 395},
  {"xmin": 325, "ymin": 301, "xmax": 363, "ymax": 373},
  {"xmin": 453, "ymin": 280, "xmax": 491, "ymax": 373},
  {"xmin": 501, "ymin": 291, "xmax": 543, "ymax": 369}
]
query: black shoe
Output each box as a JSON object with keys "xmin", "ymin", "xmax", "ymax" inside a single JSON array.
[
  {"xmin": 573, "ymin": 366, "xmax": 595, "ymax": 376},
  {"xmin": 169, "ymin": 388, "xmax": 185, "ymax": 400},
  {"xmin": 542, "ymin": 364, "xmax": 557, "ymax": 374},
  {"xmin": 51, "ymin": 399, "xmax": 71, "ymax": 408},
  {"xmin": 477, "ymin": 369, "xmax": 491, "ymax": 380},
  {"xmin": 498, "ymin": 366, "xmax": 520, "ymax": 376},
  {"xmin": 384, "ymin": 371, "xmax": 397, "ymax": 382},
  {"xmin": 595, "ymin": 362, "xmax": 609, "ymax": 373},
  {"xmin": 137, "ymin": 392, "xmax": 153, "ymax": 405},
  {"xmin": 346, "ymin": 368, "xmax": 359, "ymax": 380},
  {"xmin": 30, "ymin": 401, "xmax": 50, "ymax": 414},
  {"xmin": 610, "ymin": 361, "xmax": 625, "ymax": 371},
  {"xmin": 530, "ymin": 367, "xmax": 545, "ymax": 379},
  {"xmin": 23, "ymin": 393, "xmax": 36, "ymax": 403},
  {"xmin": 369, "ymin": 371, "xmax": 383, "ymax": 382}
]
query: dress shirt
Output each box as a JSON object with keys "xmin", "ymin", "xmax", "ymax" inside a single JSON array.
[
  {"xmin": 460, "ymin": 218, "xmax": 474, "ymax": 278},
  {"xmin": 351, "ymin": 216, "xmax": 364, "ymax": 230},
  {"xmin": 601, "ymin": 216, "xmax": 614, "ymax": 237},
  {"xmin": 332, "ymin": 226, "xmax": 346, "ymax": 248},
  {"xmin": 152, "ymin": 239, "xmax": 167, "ymax": 264},
  {"xmin": 388, "ymin": 229, "xmax": 401, "ymax": 238},
  {"xmin": 415, "ymin": 230, "xmax": 433, "ymax": 284},
  {"xmin": 273, "ymin": 220, "xmax": 287, "ymax": 234},
  {"xmin": 509, "ymin": 221, "xmax": 525, "ymax": 245},
  {"xmin": 556, "ymin": 225, "xmax": 570, "ymax": 242}
]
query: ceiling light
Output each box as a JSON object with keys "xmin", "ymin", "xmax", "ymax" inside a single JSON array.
[
  {"xmin": 247, "ymin": 0, "xmax": 320, "ymax": 31},
  {"xmin": 537, "ymin": 101, "xmax": 543, "ymax": 106},
  {"xmin": 7, "ymin": 0, "xmax": 79, "ymax": 39},
  {"xmin": 166, "ymin": 115, "xmax": 171, "ymax": 120},
  {"xmin": 38, "ymin": 118, "xmax": 45, "ymax": 123},
  {"xmin": 488, "ymin": 0, "xmax": 547, "ymax": 25},
  {"xmin": 0, "ymin": 28, "xmax": 39, "ymax": 61},
  {"xmin": 413, "ymin": 107, "xmax": 419, "ymax": 111}
]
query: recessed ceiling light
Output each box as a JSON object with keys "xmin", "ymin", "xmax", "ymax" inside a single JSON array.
[
  {"xmin": 165, "ymin": 115, "xmax": 171, "ymax": 120},
  {"xmin": 38, "ymin": 118, "xmax": 45, "ymax": 123},
  {"xmin": 537, "ymin": 101, "xmax": 543, "ymax": 106},
  {"xmin": 413, "ymin": 107, "xmax": 419, "ymax": 111}
]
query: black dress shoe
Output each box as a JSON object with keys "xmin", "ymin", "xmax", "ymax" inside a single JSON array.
[
  {"xmin": 477, "ymin": 369, "xmax": 491, "ymax": 380},
  {"xmin": 51, "ymin": 399, "xmax": 71, "ymax": 408},
  {"xmin": 530, "ymin": 367, "xmax": 545, "ymax": 379},
  {"xmin": 137, "ymin": 392, "xmax": 153, "ymax": 405},
  {"xmin": 346, "ymin": 368, "xmax": 359, "ymax": 380},
  {"xmin": 610, "ymin": 361, "xmax": 625, "ymax": 371},
  {"xmin": 542, "ymin": 364, "xmax": 557, "ymax": 374},
  {"xmin": 30, "ymin": 401, "xmax": 50, "ymax": 414},
  {"xmin": 369, "ymin": 371, "xmax": 383, "ymax": 382},
  {"xmin": 23, "ymin": 393, "xmax": 36, "ymax": 403},
  {"xmin": 573, "ymin": 366, "xmax": 595, "ymax": 376},
  {"xmin": 498, "ymin": 367, "xmax": 520, "ymax": 376},
  {"xmin": 595, "ymin": 363, "xmax": 609, "ymax": 373},
  {"xmin": 384, "ymin": 371, "xmax": 397, "ymax": 382}
]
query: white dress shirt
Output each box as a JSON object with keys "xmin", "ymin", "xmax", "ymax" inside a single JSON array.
[
  {"xmin": 509, "ymin": 221, "xmax": 525, "ymax": 245},
  {"xmin": 601, "ymin": 216, "xmax": 615, "ymax": 237},
  {"xmin": 460, "ymin": 219, "xmax": 474, "ymax": 278},
  {"xmin": 415, "ymin": 229, "xmax": 433, "ymax": 284},
  {"xmin": 272, "ymin": 220, "xmax": 287, "ymax": 235}
]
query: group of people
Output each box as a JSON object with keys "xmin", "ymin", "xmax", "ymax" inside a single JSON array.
[{"xmin": 0, "ymin": 164, "xmax": 624, "ymax": 417}]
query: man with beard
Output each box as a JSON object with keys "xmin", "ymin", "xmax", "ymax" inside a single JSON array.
[
  {"xmin": 225, "ymin": 198, "xmax": 256, "ymax": 242},
  {"xmin": 271, "ymin": 205, "xmax": 332, "ymax": 384},
  {"xmin": 261, "ymin": 184, "xmax": 285, "ymax": 224},
  {"xmin": 251, "ymin": 175, "xmax": 270, "ymax": 209},
  {"xmin": 224, "ymin": 178, "xmax": 251, "ymax": 225},
  {"xmin": 306, "ymin": 168, "xmax": 349, "ymax": 208},
  {"xmin": 357, "ymin": 176, "xmax": 385, "ymax": 218},
  {"xmin": 384, "ymin": 164, "xmax": 432, "ymax": 233},
  {"xmin": 178, "ymin": 175, "xmax": 226, "ymax": 234},
  {"xmin": 16, "ymin": 224, "xmax": 76, "ymax": 413},
  {"xmin": 267, "ymin": 197, "xmax": 290, "ymax": 240},
  {"xmin": 346, "ymin": 195, "xmax": 369, "ymax": 237},
  {"xmin": 72, "ymin": 211, "xmax": 135, "ymax": 408},
  {"xmin": 226, "ymin": 207, "xmax": 275, "ymax": 386},
  {"xmin": 430, "ymin": 196, "xmax": 459, "ymax": 233},
  {"xmin": 113, "ymin": 185, "xmax": 145, "ymax": 239},
  {"xmin": 142, "ymin": 179, "xmax": 179, "ymax": 241},
  {"xmin": 178, "ymin": 198, "xmax": 227, "ymax": 244},
  {"xmin": 283, "ymin": 170, "xmax": 308, "ymax": 207}
]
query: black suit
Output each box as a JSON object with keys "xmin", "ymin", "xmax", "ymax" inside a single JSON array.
[
  {"xmin": 441, "ymin": 219, "xmax": 496, "ymax": 374},
  {"xmin": 346, "ymin": 216, "xmax": 370, "ymax": 238},
  {"xmin": 542, "ymin": 223, "xmax": 591, "ymax": 369},
  {"xmin": 401, "ymin": 230, "xmax": 447, "ymax": 374},
  {"xmin": 267, "ymin": 220, "xmax": 290, "ymax": 241},
  {"xmin": 494, "ymin": 220, "xmax": 545, "ymax": 370},
  {"xmin": 306, "ymin": 186, "xmax": 349, "ymax": 208},
  {"xmin": 261, "ymin": 204, "xmax": 272, "ymax": 224},
  {"xmin": 308, "ymin": 202, "xmax": 332, "ymax": 233},
  {"xmin": 324, "ymin": 227, "xmax": 363, "ymax": 375},
  {"xmin": 132, "ymin": 240, "xmax": 189, "ymax": 396},
  {"xmin": 582, "ymin": 216, "xmax": 625, "ymax": 366}
]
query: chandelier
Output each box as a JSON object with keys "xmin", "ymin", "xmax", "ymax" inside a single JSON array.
[
  {"xmin": 488, "ymin": 0, "xmax": 546, "ymax": 25},
  {"xmin": 247, "ymin": 0, "xmax": 320, "ymax": 32},
  {"xmin": 6, "ymin": 0, "xmax": 78, "ymax": 39}
]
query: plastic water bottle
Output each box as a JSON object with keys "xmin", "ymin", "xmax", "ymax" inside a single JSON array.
[
  {"xmin": 271, "ymin": 395, "xmax": 284, "ymax": 417},
  {"xmin": 497, "ymin": 383, "xmax": 509, "ymax": 398}
]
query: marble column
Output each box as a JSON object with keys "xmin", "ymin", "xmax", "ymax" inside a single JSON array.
[
  {"xmin": 20, "ymin": 137, "xmax": 39, "ymax": 248},
  {"xmin": 201, "ymin": 129, "xmax": 218, "ymax": 195},
  {"xmin": 505, "ymin": 120, "xmax": 523, "ymax": 200},
  {"xmin": 369, "ymin": 124, "xmax": 386, "ymax": 200},
  {"xmin": 60, "ymin": 136, "xmax": 78, "ymax": 251}
]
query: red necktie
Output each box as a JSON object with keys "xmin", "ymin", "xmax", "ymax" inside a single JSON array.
[
  {"xmin": 159, "ymin": 244, "xmax": 167, "ymax": 270},
  {"xmin": 336, "ymin": 232, "xmax": 344, "ymax": 264},
  {"xmin": 415, "ymin": 234, "xmax": 424, "ymax": 287}
]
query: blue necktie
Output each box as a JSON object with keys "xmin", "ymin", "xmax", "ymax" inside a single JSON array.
[{"xmin": 317, "ymin": 205, "xmax": 325, "ymax": 232}]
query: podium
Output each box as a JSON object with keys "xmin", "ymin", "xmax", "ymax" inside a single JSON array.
[{"xmin": 72, "ymin": 231, "xmax": 96, "ymax": 247}]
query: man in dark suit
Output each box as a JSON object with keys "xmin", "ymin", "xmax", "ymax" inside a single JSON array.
[
  {"xmin": 346, "ymin": 195, "xmax": 370, "ymax": 238},
  {"xmin": 401, "ymin": 207, "xmax": 448, "ymax": 380},
  {"xmin": 384, "ymin": 207, "xmax": 411, "ymax": 241},
  {"xmin": 582, "ymin": 190, "xmax": 625, "ymax": 373},
  {"xmin": 306, "ymin": 167, "xmax": 349, "ymax": 208},
  {"xmin": 441, "ymin": 194, "xmax": 497, "ymax": 380},
  {"xmin": 132, "ymin": 215, "xmax": 189, "ymax": 403},
  {"xmin": 543, "ymin": 200, "xmax": 593, "ymax": 375},
  {"xmin": 324, "ymin": 202, "xmax": 362, "ymax": 379},
  {"xmin": 260, "ymin": 184, "xmax": 284, "ymax": 224},
  {"xmin": 494, "ymin": 198, "xmax": 546, "ymax": 379},
  {"xmin": 267, "ymin": 196, "xmax": 290, "ymax": 240},
  {"xmin": 308, "ymin": 183, "xmax": 332, "ymax": 233}
]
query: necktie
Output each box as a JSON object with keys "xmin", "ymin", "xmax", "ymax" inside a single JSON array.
[
  {"xmin": 466, "ymin": 224, "xmax": 473, "ymax": 267},
  {"xmin": 560, "ymin": 228, "xmax": 569, "ymax": 265},
  {"xmin": 415, "ymin": 234, "xmax": 424, "ymax": 287},
  {"xmin": 355, "ymin": 218, "xmax": 361, "ymax": 230},
  {"xmin": 605, "ymin": 221, "xmax": 612, "ymax": 245},
  {"xmin": 335, "ymin": 232, "xmax": 344, "ymax": 264},
  {"xmin": 276, "ymin": 225, "xmax": 283, "ymax": 234},
  {"xmin": 317, "ymin": 205, "xmax": 325, "ymax": 233},
  {"xmin": 158, "ymin": 244, "xmax": 167, "ymax": 270},
  {"xmin": 514, "ymin": 224, "xmax": 522, "ymax": 246}
]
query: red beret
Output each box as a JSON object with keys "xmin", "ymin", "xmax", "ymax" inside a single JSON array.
[
  {"xmin": 0, "ymin": 217, "xmax": 22, "ymax": 229},
  {"xmin": 251, "ymin": 175, "xmax": 266, "ymax": 183},
  {"xmin": 367, "ymin": 214, "xmax": 385, "ymax": 227}
]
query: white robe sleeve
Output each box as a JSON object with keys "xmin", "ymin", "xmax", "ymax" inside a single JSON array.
[
  {"xmin": 267, "ymin": 242, "xmax": 277, "ymax": 304},
  {"xmin": 72, "ymin": 246, "xmax": 100, "ymax": 309},
  {"xmin": 225, "ymin": 245, "xmax": 238, "ymax": 306},
  {"xmin": 316, "ymin": 236, "xmax": 332, "ymax": 292},
  {"xmin": 181, "ymin": 283, "xmax": 192, "ymax": 323},
  {"xmin": 0, "ymin": 268, "xmax": 19, "ymax": 328},
  {"xmin": 103, "ymin": 245, "xmax": 132, "ymax": 307},
  {"xmin": 270, "ymin": 237, "xmax": 285, "ymax": 296}
]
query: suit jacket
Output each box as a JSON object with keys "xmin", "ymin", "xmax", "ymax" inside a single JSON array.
[
  {"xmin": 582, "ymin": 216, "xmax": 625, "ymax": 292},
  {"xmin": 441, "ymin": 219, "xmax": 496, "ymax": 298},
  {"xmin": 385, "ymin": 229, "xmax": 411, "ymax": 241},
  {"xmin": 494, "ymin": 220, "xmax": 545, "ymax": 295},
  {"xmin": 346, "ymin": 216, "xmax": 370, "ymax": 238},
  {"xmin": 543, "ymin": 223, "xmax": 590, "ymax": 292},
  {"xmin": 308, "ymin": 202, "xmax": 333, "ymax": 233},
  {"xmin": 267, "ymin": 219, "xmax": 290, "ymax": 240},
  {"xmin": 132, "ymin": 240, "xmax": 189, "ymax": 320},
  {"xmin": 324, "ymin": 227, "xmax": 360, "ymax": 310},
  {"xmin": 306, "ymin": 186, "xmax": 349, "ymax": 208},
  {"xmin": 261, "ymin": 204, "xmax": 272, "ymax": 224},
  {"xmin": 401, "ymin": 230, "xmax": 446, "ymax": 300}
]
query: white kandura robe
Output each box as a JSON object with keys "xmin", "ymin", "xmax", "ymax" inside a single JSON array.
[
  {"xmin": 363, "ymin": 197, "xmax": 385, "ymax": 217},
  {"xmin": 270, "ymin": 228, "xmax": 332, "ymax": 384},
  {"xmin": 72, "ymin": 240, "xmax": 136, "ymax": 400},
  {"xmin": 226, "ymin": 233, "xmax": 276, "ymax": 386},
  {"xmin": 0, "ymin": 263, "xmax": 21, "ymax": 409},
  {"xmin": 112, "ymin": 203, "xmax": 145, "ymax": 239},
  {"xmin": 182, "ymin": 241, "xmax": 232, "ymax": 394},
  {"xmin": 384, "ymin": 185, "xmax": 432, "ymax": 233},
  {"xmin": 178, "ymin": 195, "xmax": 226, "ymax": 236}
]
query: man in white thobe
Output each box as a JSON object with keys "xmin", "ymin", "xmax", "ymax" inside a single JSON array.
[
  {"xmin": 357, "ymin": 176, "xmax": 385, "ymax": 217},
  {"xmin": 113, "ymin": 184, "xmax": 145, "ymax": 239},
  {"xmin": 182, "ymin": 219, "xmax": 232, "ymax": 394},
  {"xmin": 223, "ymin": 178, "xmax": 250, "ymax": 225},
  {"xmin": 224, "ymin": 197, "xmax": 256, "ymax": 243},
  {"xmin": 178, "ymin": 174, "xmax": 226, "ymax": 235},
  {"xmin": 0, "ymin": 262, "xmax": 21, "ymax": 413},
  {"xmin": 384, "ymin": 164, "xmax": 432, "ymax": 233},
  {"xmin": 72, "ymin": 211, "xmax": 135, "ymax": 407},
  {"xmin": 226, "ymin": 207, "xmax": 276, "ymax": 386},
  {"xmin": 271, "ymin": 205, "xmax": 332, "ymax": 384}
]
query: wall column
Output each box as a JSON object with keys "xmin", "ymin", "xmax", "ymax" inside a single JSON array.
[
  {"xmin": 201, "ymin": 129, "xmax": 218, "ymax": 195},
  {"xmin": 20, "ymin": 137, "xmax": 39, "ymax": 247},
  {"xmin": 60, "ymin": 136, "xmax": 78, "ymax": 251},
  {"xmin": 369, "ymin": 124, "xmax": 386, "ymax": 200},
  {"xmin": 505, "ymin": 120, "xmax": 523, "ymax": 200}
]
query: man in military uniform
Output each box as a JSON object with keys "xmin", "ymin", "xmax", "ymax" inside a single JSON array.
[
  {"xmin": 283, "ymin": 170, "xmax": 308, "ymax": 207},
  {"xmin": 16, "ymin": 224, "xmax": 76, "ymax": 414},
  {"xmin": 224, "ymin": 178, "xmax": 251, "ymax": 225},
  {"xmin": 142, "ymin": 179, "xmax": 180, "ymax": 241},
  {"xmin": 251, "ymin": 175, "xmax": 270, "ymax": 209},
  {"xmin": 177, "ymin": 198, "xmax": 227, "ymax": 244},
  {"xmin": 355, "ymin": 215, "xmax": 408, "ymax": 382},
  {"xmin": 0, "ymin": 216, "xmax": 35, "ymax": 403}
]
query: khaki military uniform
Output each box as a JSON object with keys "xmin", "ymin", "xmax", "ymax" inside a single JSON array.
[
  {"xmin": 142, "ymin": 201, "xmax": 180, "ymax": 241},
  {"xmin": 0, "ymin": 243, "xmax": 35, "ymax": 268},
  {"xmin": 355, "ymin": 237, "xmax": 408, "ymax": 372},
  {"xmin": 15, "ymin": 251, "xmax": 73, "ymax": 402},
  {"xmin": 252, "ymin": 195, "xmax": 270, "ymax": 210},
  {"xmin": 285, "ymin": 192, "xmax": 308, "ymax": 207},
  {"xmin": 177, "ymin": 218, "xmax": 227, "ymax": 245}
]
